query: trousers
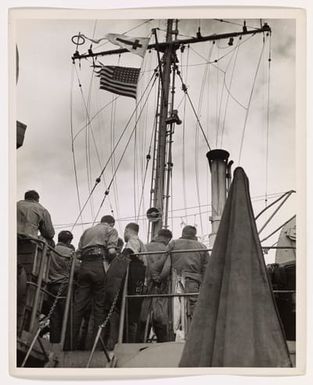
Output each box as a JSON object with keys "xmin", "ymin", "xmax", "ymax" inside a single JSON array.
[
  {"xmin": 46, "ymin": 282, "xmax": 68, "ymax": 344},
  {"xmin": 72, "ymin": 258, "xmax": 106, "ymax": 349},
  {"xmin": 17, "ymin": 239, "xmax": 37, "ymax": 335}
]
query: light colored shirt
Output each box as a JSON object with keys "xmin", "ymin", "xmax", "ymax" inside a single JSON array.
[
  {"xmin": 48, "ymin": 242, "xmax": 74, "ymax": 283},
  {"xmin": 17, "ymin": 199, "xmax": 55, "ymax": 240},
  {"xmin": 125, "ymin": 235, "xmax": 147, "ymax": 266},
  {"xmin": 78, "ymin": 222, "xmax": 118, "ymax": 251}
]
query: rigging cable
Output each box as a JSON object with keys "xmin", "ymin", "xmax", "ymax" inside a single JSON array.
[
  {"xmin": 55, "ymin": 191, "xmax": 287, "ymax": 229},
  {"xmin": 148, "ymin": 73, "xmax": 162, "ymax": 241},
  {"xmin": 93, "ymin": 74, "xmax": 158, "ymax": 223},
  {"xmin": 194, "ymin": 42, "xmax": 214, "ymax": 235},
  {"xmin": 214, "ymin": 19, "xmax": 260, "ymax": 30},
  {"xmin": 209, "ymin": 62, "xmax": 248, "ymax": 118},
  {"xmin": 137, "ymin": 52, "xmax": 152, "ymax": 235},
  {"xmin": 70, "ymin": 64, "xmax": 84, "ymax": 231},
  {"xmin": 181, "ymin": 44, "xmax": 190, "ymax": 221},
  {"xmin": 136, "ymin": 120, "xmax": 156, "ymax": 219},
  {"xmin": 85, "ymin": 68, "xmax": 96, "ymax": 220},
  {"xmin": 215, "ymin": 43, "xmax": 220, "ymax": 147},
  {"xmin": 189, "ymin": 33, "xmax": 255, "ymax": 68},
  {"xmin": 177, "ymin": 69, "xmax": 212, "ymax": 150},
  {"xmin": 73, "ymin": 63, "xmax": 114, "ymax": 220},
  {"xmin": 205, "ymin": 42, "xmax": 214, "ymax": 235},
  {"xmin": 265, "ymin": 32, "xmax": 272, "ymax": 208},
  {"xmin": 71, "ymin": 69, "xmax": 157, "ymax": 230},
  {"xmin": 85, "ymin": 20, "xmax": 99, "ymax": 220},
  {"xmin": 73, "ymin": 96, "xmax": 119, "ymax": 141},
  {"xmin": 238, "ymin": 36, "xmax": 266, "ymax": 164},
  {"xmin": 110, "ymin": 55, "xmax": 122, "ymax": 234},
  {"xmin": 260, "ymin": 215, "xmax": 296, "ymax": 244},
  {"xmin": 220, "ymin": 38, "xmax": 241, "ymax": 147},
  {"xmin": 79, "ymin": 19, "xmax": 154, "ymax": 54},
  {"xmin": 133, "ymin": 103, "xmax": 138, "ymax": 217}
]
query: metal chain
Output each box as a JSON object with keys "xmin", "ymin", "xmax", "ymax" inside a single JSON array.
[
  {"xmin": 42, "ymin": 252, "xmax": 75, "ymax": 324},
  {"xmin": 44, "ymin": 282, "xmax": 67, "ymax": 322},
  {"xmin": 99, "ymin": 279, "xmax": 122, "ymax": 330}
]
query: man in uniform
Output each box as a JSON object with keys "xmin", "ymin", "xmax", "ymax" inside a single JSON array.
[
  {"xmin": 159, "ymin": 225, "xmax": 209, "ymax": 340},
  {"xmin": 103, "ymin": 238, "xmax": 126, "ymax": 353},
  {"xmin": 47, "ymin": 230, "xmax": 75, "ymax": 346},
  {"xmin": 16, "ymin": 190, "xmax": 55, "ymax": 334},
  {"xmin": 72, "ymin": 215, "xmax": 118, "ymax": 349},
  {"xmin": 138, "ymin": 228, "xmax": 173, "ymax": 343},
  {"xmin": 123, "ymin": 222, "xmax": 146, "ymax": 343}
]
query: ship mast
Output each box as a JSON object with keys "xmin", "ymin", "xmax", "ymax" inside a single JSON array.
[
  {"xmin": 150, "ymin": 19, "xmax": 177, "ymax": 238},
  {"xmin": 71, "ymin": 20, "xmax": 271, "ymax": 241}
]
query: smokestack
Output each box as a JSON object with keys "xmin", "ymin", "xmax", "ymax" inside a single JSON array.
[{"xmin": 207, "ymin": 149, "xmax": 230, "ymax": 247}]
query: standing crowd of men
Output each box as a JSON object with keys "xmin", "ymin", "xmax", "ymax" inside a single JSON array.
[{"xmin": 16, "ymin": 190, "xmax": 209, "ymax": 353}]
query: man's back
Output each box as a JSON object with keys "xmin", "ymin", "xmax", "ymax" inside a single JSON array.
[
  {"xmin": 78, "ymin": 222, "xmax": 118, "ymax": 251},
  {"xmin": 17, "ymin": 199, "xmax": 54, "ymax": 239},
  {"xmin": 168, "ymin": 238, "xmax": 208, "ymax": 279},
  {"xmin": 145, "ymin": 240, "xmax": 167, "ymax": 281},
  {"xmin": 48, "ymin": 242, "xmax": 74, "ymax": 284}
]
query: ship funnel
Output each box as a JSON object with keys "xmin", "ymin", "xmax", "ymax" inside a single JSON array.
[{"xmin": 207, "ymin": 149, "xmax": 231, "ymax": 247}]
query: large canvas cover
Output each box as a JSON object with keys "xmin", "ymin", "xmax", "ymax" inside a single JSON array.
[{"xmin": 179, "ymin": 167, "xmax": 292, "ymax": 367}]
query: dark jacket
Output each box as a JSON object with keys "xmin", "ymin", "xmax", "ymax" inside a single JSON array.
[{"xmin": 160, "ymin": 237, "xmax": 209, "ymax": 283}]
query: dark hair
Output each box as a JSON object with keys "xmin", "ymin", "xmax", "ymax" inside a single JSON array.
[
  {"xmin": 24, "ymin": 190, "xmax": 40, "ymax": 201},
  {"xmin": 58, "ymin": 230, "xmax": 73, "ymax": 243},
  {"xmin": 101, "ymin": 215, "xmax": 115, "ymax": 225},
  {"xmin": 182, "ymin": 225, "xmax": 197, "ymax": 239},
  {"xmin": 158, "ymin": 229, "xmax": 173, "ymax": 239},
  {"xmin": 125, "ymin": 222, "xmax": 139, "ymax": 233}
]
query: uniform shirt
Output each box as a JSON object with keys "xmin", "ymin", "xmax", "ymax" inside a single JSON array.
[
  {"xmin": 145, "ymin": 239, "xmax": 168, "ymax": 282},
  {"xmin": 17, "ymin": 199, "xmax": 55, "ymax": 240},
  {"xmin": 160, "ymin": 237, "xmax": 209, "ymax": 282},
  {"xmin": 48, "ymin": 242, "xmax": 74, "ymax": 284},
  {"xmin": 124, "ymin": 235, "xmax": 147, "ymax": 266},
  {"xmin": 78, "ymin": 222, "xmax": 118, "ymax": 251}
]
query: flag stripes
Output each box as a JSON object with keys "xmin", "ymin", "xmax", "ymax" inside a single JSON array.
[{"xmin": 98, "ymin": 66, "xmax": 140, "ymax": 99}]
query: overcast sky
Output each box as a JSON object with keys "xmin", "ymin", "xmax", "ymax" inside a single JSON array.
[{"xmin": 14, "ymin": 14, "xmax": 296, "ymax": 261}]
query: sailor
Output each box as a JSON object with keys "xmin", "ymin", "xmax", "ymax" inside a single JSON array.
[
  {"xmin": 72, "ymin": 215, "xmax": 118, "ymax": 349},
  {"xmin": 47, "ymin": 230, "xmax": 75, "ymax": 346},
  {"xmin": 16, "ymin": 190, "xmax": 55, "ymax": 334},
  {"xmin": 103, "ymin": 237, "xmax": 126, "ymax": 353},
  {"xmin": 159, "ymin": 225, "xmax": 209, "ymax": 340},
  {"xmin": 123, "ymin": 222, "xmax": 147, "ymax": 343},
  {"xmin": 137, "ymin": 228, "xmax": 173, "ymax": 343}
]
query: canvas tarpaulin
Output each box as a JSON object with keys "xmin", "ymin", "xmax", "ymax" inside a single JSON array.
[{"xmin": 179, "ymin": 167, "xmax": 292, "ymax": 367}]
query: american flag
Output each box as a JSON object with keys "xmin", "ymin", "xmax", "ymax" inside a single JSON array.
[{"xmin": 98, "ymin": 66, "xmax": 140, "ymax": 99}]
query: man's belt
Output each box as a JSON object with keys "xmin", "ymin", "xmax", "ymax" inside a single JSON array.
[{"xmin": 81, "ymin": 245, "xmax": 106, "ymax": 259}]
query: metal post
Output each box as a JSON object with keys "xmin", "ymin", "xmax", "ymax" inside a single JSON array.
[
  {"xmin": 60, "ymin": 252, "xmax": 77, "ymax": 349},
  {"xmin": 118, "ymin": 265, "xmax": 129, "ymax": 343},
  {"xmin": 21, "ymin": 327, "xmax": 41, "ymax": 367},
  {"xmin": 86, "ymin": 325, "xmax": 103, "ymax": 368},
  {"xmin": 29, "ymin": 243, "xmax": 48, "ymax": 332},
  {"xmin": 258, "ymin": 192, "xmax": 293, "ymax": 235}
]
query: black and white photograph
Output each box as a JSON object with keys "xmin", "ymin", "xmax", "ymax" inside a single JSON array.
[{"xmin": 9, "ymin": 6, "xmax": 306, "ymax": 377}]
